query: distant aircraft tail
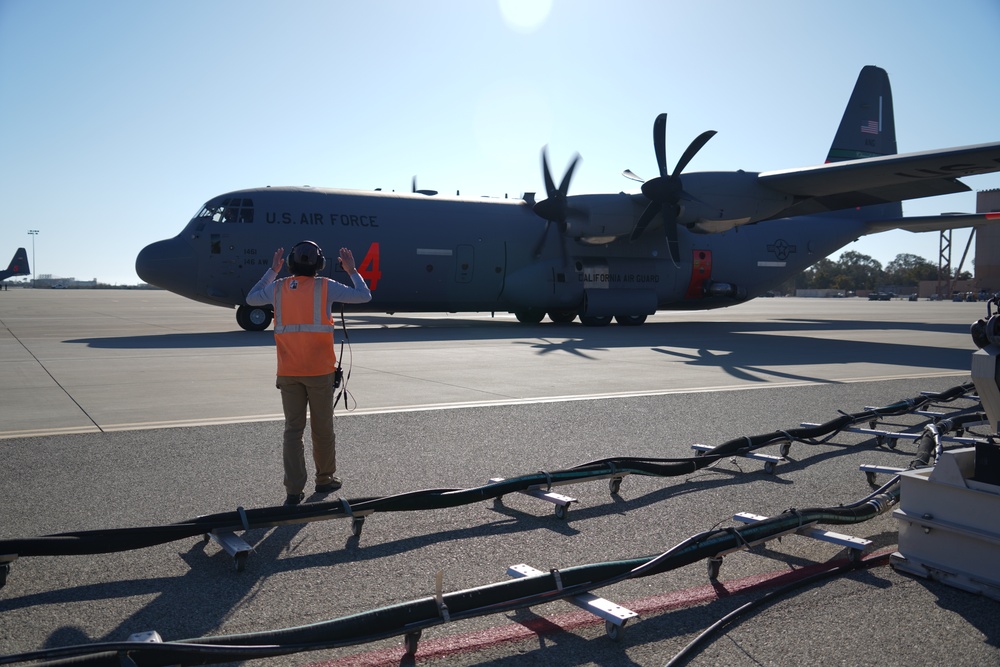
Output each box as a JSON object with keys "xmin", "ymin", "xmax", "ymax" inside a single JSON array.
[
  {"xmin": 827, "ymin": 65, "xmax": 897, "ymax": 163},
  {"xmin": 0, "ymin": 247, "xmax": 30, "ymax": 281}
]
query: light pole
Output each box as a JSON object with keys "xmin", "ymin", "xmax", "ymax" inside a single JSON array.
[{"xmin": 27, "ymin": 229, "xmax": 38, "ymax": 287}]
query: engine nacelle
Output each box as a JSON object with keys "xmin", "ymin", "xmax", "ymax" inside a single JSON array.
[
  {"xmin": 680, "ymin": 171, "xmax": 794, "ymax": 234},
  {"xmin": 563, "ymin": 193, "xmax": 637, "ymax": 240}
]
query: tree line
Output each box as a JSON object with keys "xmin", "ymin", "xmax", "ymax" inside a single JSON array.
[{"xmin": 788, "ymin": 252, "xmax": 972, "ymax": 293}]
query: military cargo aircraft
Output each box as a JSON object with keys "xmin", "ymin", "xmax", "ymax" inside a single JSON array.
[
  {"xmin": 0, "ymin": 248, "xmax": 30, "ymax": 283},
  {"xmin": 136, "ymin": 66, "xmax": 1000, "ymax": 330}
]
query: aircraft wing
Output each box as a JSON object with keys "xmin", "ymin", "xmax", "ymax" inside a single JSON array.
[
  {"xmin": 863, "ymin": 211, "xmax": 1000, "ymax": 235},
  {"xmin": 758, "ymin": 142, "xmax": 1000, "ymax": 217}
]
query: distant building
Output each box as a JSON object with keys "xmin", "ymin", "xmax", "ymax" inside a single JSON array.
[
  {"xmin": 33, "ymin": 275, "xmax": 98, "ymax": 288},
  {"xmin": 976, "ymin": 189, "xmax": 1000, "ymax": 294}
]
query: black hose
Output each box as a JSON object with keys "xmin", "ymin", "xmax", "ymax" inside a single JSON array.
[
  {"xmin": 909, "ymin": 411, "xmax": 987, "ymax": 469},
  {"xmin": 0, "ymin": 383, "xmax": 973, "ymax": 560},
  {"xmin": 3, "ymin": 381, "xmax": 973, "ymax": 666},
  {"xmin": 663, "ymin": 554, "xmax": 893, "ymax": 667},
  {"xmin": 0, "ymin": 483, "xmax": 902, "ymax": 667}
]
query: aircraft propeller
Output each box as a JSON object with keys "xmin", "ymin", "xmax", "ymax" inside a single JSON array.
[
  {"xmin": 627, "ymin": 113, "xmax": 716, "ymax": 265},
  {"xmin": 531, "ymin": 148, "xmax": 581, "ymax": 260},
  {"xmin": 412, "ymin": 176, "xmax": 438, "ymax": 196}
]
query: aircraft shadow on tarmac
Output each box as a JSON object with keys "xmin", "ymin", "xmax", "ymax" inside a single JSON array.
[
  {"xmin": 65, "ymin": 331, "xmax": 276, "ymax": 349},
  {"xmin": 647, "ymin": 331, "xmax": 972, "ymax": 382},
  {"xmin": 65, "ymin": 318, "xmax": 974, "ymax": 379}
]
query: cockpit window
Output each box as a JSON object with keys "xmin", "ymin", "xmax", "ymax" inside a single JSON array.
[{"xmin": 195, "ymin": 197, "xmax": 254, "ymax": 223}]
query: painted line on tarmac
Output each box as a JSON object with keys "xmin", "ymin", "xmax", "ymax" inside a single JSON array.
[
  {"xmin": 338, "ymin": 370, "xmax": 966, "ymax": 418},
  {"xmin": 0, "ymin": 370, "xmax": 968, "ymax": 439},
  {"xmin": 310, "ymin": 551, "xmax": 894, "ymax": 667}
]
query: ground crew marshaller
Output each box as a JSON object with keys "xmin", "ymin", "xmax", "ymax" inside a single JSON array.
[{"xmin": 247, "ymin": 241, "xmax": 372, "ymax": 505}]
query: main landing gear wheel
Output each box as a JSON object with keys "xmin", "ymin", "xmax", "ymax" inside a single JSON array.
[
  {"xmin": 547, "ymin": 309, "xmax": 577, "ymax": 323},
  {"xmin": 236, "ymin": 304, "xmax": 273, "ymax": 331},
  {"xmin": 614, "ymin": 314, "xmax": 647, "ymax": 326},
  {"xmin": 514, "ymin": 308, "xmax": 545, "ymax": 324}
]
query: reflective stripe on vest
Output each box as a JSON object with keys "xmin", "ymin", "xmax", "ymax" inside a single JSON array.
[{"xmin": 273, "ymin": 277, "xmax": 337, "ymax": 376}]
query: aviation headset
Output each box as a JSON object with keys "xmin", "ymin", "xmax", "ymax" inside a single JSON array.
[{"xmin": 287, "ymin": 240, "xmax": 325, "ymax": 275}]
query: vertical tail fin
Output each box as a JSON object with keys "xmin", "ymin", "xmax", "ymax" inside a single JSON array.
[
  {"xmin": 827, "ymin": 65, "xmax": 897, "ymax": 163},
  {"xmin": 827, "ymin": 66, "xmax": 902, "ymax": 220},
  {"xmin": 0, "ymin": 248, "xmax": 30, "ymax": 281}
]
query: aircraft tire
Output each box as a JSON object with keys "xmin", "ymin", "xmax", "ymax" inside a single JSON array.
[
  {"xmin": 547, "ymin": 309, "xmax": 577, "ymax": 324},
  {"xmin": 514, "ymin": 309, "xmax": 545, "ymax": 324},
  {"xmin": 614, "ymin": 314, "xmax": 647, "ymax": 326},
  {"xmin": 580, "ymin": 314, "xmax": 612, "ymax": 327},
  {"xmin": 236, "ymin": 304, "xmax": 273, "ymax": 332}
]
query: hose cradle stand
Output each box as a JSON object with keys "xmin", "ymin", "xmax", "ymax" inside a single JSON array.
[
  {"xmin": 203, "ymin": 530, "xmax": 253, "ymax": 573},
  {"xmin": 859, "ymin": 464, "xmax": 906, "ymax": 485},
  {"xmin": 691, "ymin": 444, "xmax": 786, "ymax": 475},
  {"xmin": 507, "ymin": 563, "xmax": 638, "ymax": 641},
  {"xmin": 707, "ymin": 512, "xmax": 872, "ymax": 580},
  {"xmin": 488, "ymin": 477, "xmax": 578, "ymax": 520},
  {"xmin": 340, "ymin": 497, "xmax": 375, "ymax": 538},
  {"xmin": 801, "ymin": 416, "xmax": 985, "ymax": 451},
  {"xmin": 202, "ymin": 506, "xmax": 253, "ymax": 572}
]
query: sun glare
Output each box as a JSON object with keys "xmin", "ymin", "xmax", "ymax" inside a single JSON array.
[{"xmin": 498, "ymin": 0, "xmax": 553, "ymax": 33}]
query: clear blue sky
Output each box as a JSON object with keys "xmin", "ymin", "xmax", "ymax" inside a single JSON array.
[{"xmin": 1, "ymin": 0, "xmax": 998, "ymax": 285}]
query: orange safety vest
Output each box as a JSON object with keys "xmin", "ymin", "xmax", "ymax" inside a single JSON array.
[{"xmin": 273, "ymin": 277, "xmax": 337, "ymax": 376}]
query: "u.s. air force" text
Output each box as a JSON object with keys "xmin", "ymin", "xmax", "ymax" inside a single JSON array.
[{"xmin": 266, "ymin": 212, "xmax": 379, "ymax": 227}]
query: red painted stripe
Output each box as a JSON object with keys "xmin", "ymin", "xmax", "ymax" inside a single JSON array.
[
  {"xmin": 307, "ymin": 550, "xmax": 892, "ymax": 667},
  {"xmin": 986, "ymin": 212, "xmax": 1000, "ymax": 220}
]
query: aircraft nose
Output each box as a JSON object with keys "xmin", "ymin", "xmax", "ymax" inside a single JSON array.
[{"xmin": 136, "ymin": 237, "xmax": 196, "ymax": 293}]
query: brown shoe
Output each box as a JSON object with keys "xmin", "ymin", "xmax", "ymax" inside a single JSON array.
[{"xmin": 315, "ymin": 477, "xmax": 342, "ymax": 493}]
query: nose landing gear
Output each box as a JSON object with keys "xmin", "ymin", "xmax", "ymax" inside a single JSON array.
[{"xmin": 236, "ymin": 304, "xmax": 273, "ymax": 331}]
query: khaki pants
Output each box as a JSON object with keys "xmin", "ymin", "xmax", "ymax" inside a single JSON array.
[{"xmin": 277, "ymin": 373, "xmax": 337, "ymax": 494}]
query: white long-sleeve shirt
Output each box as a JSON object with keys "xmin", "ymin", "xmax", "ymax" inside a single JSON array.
[{"xmin": 246, "ymin": 268, "xmax": 372, "ymax": 310}]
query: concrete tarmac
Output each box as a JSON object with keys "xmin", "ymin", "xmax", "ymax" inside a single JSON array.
[{"xmin": 0, "ymin": 290, "xmax": 998, "ymax": 667}]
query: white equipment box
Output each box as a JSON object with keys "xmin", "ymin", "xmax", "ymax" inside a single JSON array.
[{"xmin": 892, "ymin": 447, "xmax": 1000, "ymax": 600}]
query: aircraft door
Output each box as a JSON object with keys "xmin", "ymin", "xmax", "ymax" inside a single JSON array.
[{"xmin": 200, "ymin": 231, "xmax": 244, "ymax": 301}]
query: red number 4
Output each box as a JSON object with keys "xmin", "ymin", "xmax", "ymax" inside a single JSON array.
[{"xmin": 357, "ymin": 242, "xmax": 381, "ymax": 290}]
